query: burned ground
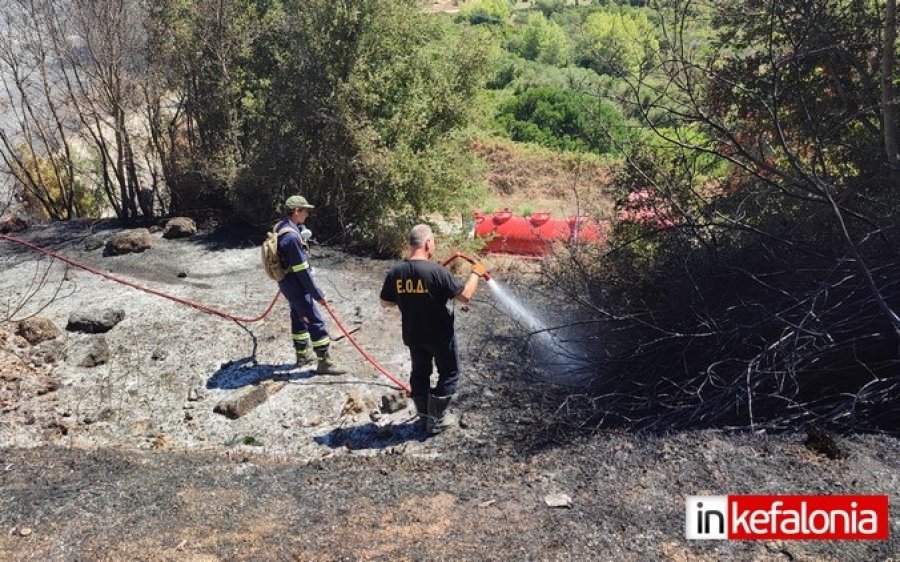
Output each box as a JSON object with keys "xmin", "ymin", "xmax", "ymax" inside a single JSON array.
[{"xmin": 1, "ymin": 222, "xmax": 898, "ymax": 560}]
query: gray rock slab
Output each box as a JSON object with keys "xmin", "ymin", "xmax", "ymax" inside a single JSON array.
[
  {"xmin": 66, "ymin": 308, "xmax": 125, "ymax": 334},
  {"xmin": 214, "ymin": 381, "xmax": 288, "ymax": 419}
]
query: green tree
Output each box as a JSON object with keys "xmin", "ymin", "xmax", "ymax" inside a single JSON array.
[
  {"xmin": 497, "ymin": 86, "xmax": 628, "ymax": 154},
  {"xmin": 577, "ymin": 9, "xmax": 659, "ymax": 76},
  {"xmin": 535, "ymin": 0, "xmax": 566, "ymax": 19},
  {"xmin": 515, "ymin": 13, "xmax": 570, "ymax": 66},
  {"xmin": 228, "ymin": 0, "xmax": 492, "ymax": 248},
  {"xmin": 459, "ymin": 0, "xmax": 512, "ymax": 25},
  {"xmin": 146, "ymin": 0, "xmax": 284, "ymax": 215}
]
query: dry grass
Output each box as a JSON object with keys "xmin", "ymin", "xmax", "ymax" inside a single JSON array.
[{"xmin": 470, "ymin": 137, "xmax": 617, "ymax": 221}]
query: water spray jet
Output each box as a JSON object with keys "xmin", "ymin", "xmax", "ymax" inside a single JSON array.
[{"xmin": 442, "ymin": 251, "xmax": 591, "ymax": 386}]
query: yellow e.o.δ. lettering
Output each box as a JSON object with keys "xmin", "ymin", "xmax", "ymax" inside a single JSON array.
[{"xmin": 396, "ymin": 278, "xmax": 426, "ymax": 294}]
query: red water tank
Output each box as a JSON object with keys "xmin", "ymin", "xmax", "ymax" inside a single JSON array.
[
  {"xmin": 473, "ymin": 209, "xmax": 605, "ymax": 256},
  {"xmin": 568, "ymin": 215, "xmax": 604, "ymax": 243}
]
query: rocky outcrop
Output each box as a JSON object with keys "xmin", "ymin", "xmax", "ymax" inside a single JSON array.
[
  {"xmin": 66, "ymin": 308, "xmax": 125, "ymax": 334},
  {"xmin": 16, "ymin": 317, "xmax": 61, "ymax": 345},
  {"xmin": 0, "ymin": 215, "xmax": 28, "ymax": 234},
  {"xmin": 105, "ymin": 229, "xmax": 152, "ymax": 255},
  {"xmin": 162, "ymin": 217, "xmax": 197, "ymax": 239}
]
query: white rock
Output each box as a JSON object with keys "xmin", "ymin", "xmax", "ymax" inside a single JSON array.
[{"xmin": 543, "ymin": 493, "xmax": 572, "ymax": 508}]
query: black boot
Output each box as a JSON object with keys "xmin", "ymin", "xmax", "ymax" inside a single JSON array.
[
  {"xmin": 426, "ymin": 394, "xmax": 458, "ymax": 435},
  {"xmin": 412, "ymin": 395, "xmax": 428, "ymax": 418},
  {"xmin": 412, "ymin": 395, "xmax": 429, "ymax": 430}
]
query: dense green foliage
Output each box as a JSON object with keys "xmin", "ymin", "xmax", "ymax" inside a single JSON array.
[
  {"xmin": 497, "ymin": 86, "xmax": 627, "ymax": 153},
  {"xmin": 510, "ymin": 13, "xmax": 570, "ymax": 66},
  {"xmin": 575, "ymin": 9, "xmax": 659, "ymax": 75},
  {"xmin": 458, "ymin": 0, "xmax": 512, "ymax": 25},
  {"xmin": 147, "ymin": 0, "xmax": 492, "ymax": 248},
  {"xmin": 146, "ymin": 0, "xmax": 670, "ymax": 235},
  {"xmin": 469, "ymin": 1, "xmax": 674, "ymax": 156}
]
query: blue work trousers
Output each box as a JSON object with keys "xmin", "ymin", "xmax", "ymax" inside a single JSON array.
[{"xmin": 279, "ymin": 282, "xmax": 330, "ymax": 353}]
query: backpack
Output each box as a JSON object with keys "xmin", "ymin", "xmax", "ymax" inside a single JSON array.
[{"xmin": 261, "ymin": 224, "xmax": 294, "ymax": 282}]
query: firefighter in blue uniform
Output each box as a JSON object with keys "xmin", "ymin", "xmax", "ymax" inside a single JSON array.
[{"xmin": 277, "ymin": 195, "xmax": 346, "ymax": 375}]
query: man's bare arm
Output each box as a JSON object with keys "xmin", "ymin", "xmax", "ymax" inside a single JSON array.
[{"xmin": 454, "ymin": 272, "xmax": 480, "ymax": 304}]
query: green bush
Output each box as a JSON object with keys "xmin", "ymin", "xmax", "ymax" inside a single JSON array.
[
  {"xmin": 496, "ymin": 86, "xmax": 629, "ymax": 154},
  {"xmin": 534, "ymin": 0, "xmax": 567, "ymax": 19},
  {"xmin": 576, "ymin": 9, "xmax": 659, "ymax": 76},
  {"xmin": 485, "ymin": 55, "xmax": 522, "ymax": 89},
  {"xmin": 512, "ymin": 13, "xmax": 570, "ymax": 66},
  {"xmin": 487, "ymin": 56, "xmax": 607, "ymax": 91},
  {"xmin": 11, "ymin": 145, "xmax": 98, "ymax": 220},
  {"xmin": 485, "ymin": 55, "xmax": 628, "ymax": 117},
  {"xmin": 459, "ymin": 0, "xmax": 512, "ymax": 25}
]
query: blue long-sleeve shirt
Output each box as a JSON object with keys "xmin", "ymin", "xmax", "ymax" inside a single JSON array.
[{"xmin": 275, "ymin": 219, "xmax": 324, "ymax": 301}]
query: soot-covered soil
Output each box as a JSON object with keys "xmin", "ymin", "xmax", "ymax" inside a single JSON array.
[{"xmin": 0, "ymin": 221, "xmax": 898, "ymax": 560}]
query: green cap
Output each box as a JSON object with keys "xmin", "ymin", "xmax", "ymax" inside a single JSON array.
[{"xmin": 284, "ymin": 195, "xmax": 315, "ymax": 211}]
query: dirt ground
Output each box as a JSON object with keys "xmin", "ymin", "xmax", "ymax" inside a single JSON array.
[
  {"xmin": 470, "ymin": 138, "xmax": 616, "ymax": 220},
  {"xmin": 1, "ymin": 221, "xmax": 899, "ymax": 560}
]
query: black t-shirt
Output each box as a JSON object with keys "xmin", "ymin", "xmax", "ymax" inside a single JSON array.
[{"xmin": 380, "ymin": 260, "xmax": 464, "ymax": 346}]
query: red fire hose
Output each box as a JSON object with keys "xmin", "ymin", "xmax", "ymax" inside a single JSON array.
[
  {"xmin": 442, "ymin": 252, "xmax": 491, "ymax": 280},
  {"xmin": 1, "ymin": 233, "xmax": 489, "ymax": 395},
  {"xmin": 1, "ymin": 233, "xmax": 410, "ymax": 390},
  {"xmin": 0, "ymin": 232, "xmax": 281, "ymax": 323}
]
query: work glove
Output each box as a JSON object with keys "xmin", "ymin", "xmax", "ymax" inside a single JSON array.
[{"xmin": 471, "ymin": 261, "xmax": 488, "ymax": 279}]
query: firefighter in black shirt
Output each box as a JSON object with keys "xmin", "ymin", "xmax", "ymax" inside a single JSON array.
[{"xmin": 379, "ymin": 224, "xmax": 486, "ymax": 434}]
